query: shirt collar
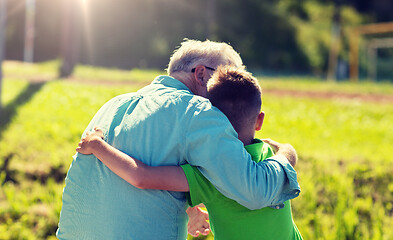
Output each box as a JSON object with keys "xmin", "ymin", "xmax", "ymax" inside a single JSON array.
[
  {"xmin": 244, "ymin": 139, "xmax": 264, "ymax": 163},
  {"xmin": 152, "ymin": 75, "xmax": 192, "ymax": 93}
]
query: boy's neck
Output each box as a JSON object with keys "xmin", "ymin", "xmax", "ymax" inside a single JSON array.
[
  {"xmin": 239, "ymin": 134, "xmax": 255, "ymax": 146},
  {"xmin": 238, "ymin": 127, "xmax": 257, "ymax": 146}
]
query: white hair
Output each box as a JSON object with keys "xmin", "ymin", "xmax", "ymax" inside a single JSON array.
[{"xmin": 167, "ymin": 39, "xmax": 243, "ymax": 75}]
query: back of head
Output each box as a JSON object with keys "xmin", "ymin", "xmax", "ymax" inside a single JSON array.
[
  {"xmin": 167, "ymin": 39, "xmax": 243, "ymax": 75},
  {"xmin": 207, "ymin": 65, "xmax": 262, "ymax": 136}
]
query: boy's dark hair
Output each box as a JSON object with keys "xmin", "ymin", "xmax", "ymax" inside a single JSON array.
[{"xmin": 207, "ymin": 65, "xmax": 262, "ymax": 134}]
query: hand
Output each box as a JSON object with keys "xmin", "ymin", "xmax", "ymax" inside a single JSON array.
[
  {"xmin": 76, "ymin": 127, "xmax": 104, "ymax": 155},
  {"xmin": 186, "ymin": 205, "xmax": 210, "ymax": 237},
  {"xmin": 262, "ymin": 139, "xmax": 297, "ymax": 167}
]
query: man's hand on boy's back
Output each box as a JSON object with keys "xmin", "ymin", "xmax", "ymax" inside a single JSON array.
[{"xmin": 262, "ymin": 139, "xmax": 298, "ymax": 167}]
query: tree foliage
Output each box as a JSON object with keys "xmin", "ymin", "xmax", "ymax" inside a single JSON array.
[{"xmin": 4, "ymin": 0, "xmax": 389, "ymax": 74}]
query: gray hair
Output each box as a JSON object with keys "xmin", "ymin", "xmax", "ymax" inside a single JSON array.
[{"xmin": 167, "ymin": 39, "xmax": 243, "ymax": 75}]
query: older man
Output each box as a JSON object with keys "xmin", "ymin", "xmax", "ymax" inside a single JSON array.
[{"xmin": 57, "ymin": 39, "xmax": 300, "ymax": 239}]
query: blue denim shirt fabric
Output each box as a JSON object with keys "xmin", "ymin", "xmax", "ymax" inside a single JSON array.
[{"xmin": 57, "ymin": 75, "xmax": 300, "ymax": 239}]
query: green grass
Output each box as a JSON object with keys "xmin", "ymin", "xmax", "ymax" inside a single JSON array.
[
  {"xmin": 1, "ymin": 62, "xmax": 393, "ymax": 239},
  {"xmin": 0, "ymin": 78, "xmax": 141, "ymax": 239},
  {"xmin": 260, "ymin": 94, "xmax": 393, "ymax": 163},
  {"xmin": 3, "ymin": 61, "xmax": 59, "ymax": 80},
  {"xmin": 1, "ymin": 79, "xmax": 30, "ymax": 106},
  {"xmin": 4, "ymin": 60, "xmax": 393, "ymax": 94},
  {"xmin": 258, "ymin": 94, "xmax": 393, "ymax": 240},
  {"xmin": 74, "ymin": 65, "xmax": 165, "ymax": 82},
  {"xmin": 260, "ymin": 76, "xmax": 393, "ymax": 95},
  {"xmin": 3, "ymin": 60, "xmax": 165, "ymax": 83}
]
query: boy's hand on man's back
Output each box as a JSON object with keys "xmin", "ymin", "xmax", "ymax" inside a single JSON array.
[
  {"xmin": 186, "ymin": 204, "xmax": 211, "ymax": 237},
  {"xmin": 76, "ymin": 127, "xmax": 104, "ymax": 155},
  {"xmin": 262, "ymin": 139, "xmax": 297, "ymax": 168}
]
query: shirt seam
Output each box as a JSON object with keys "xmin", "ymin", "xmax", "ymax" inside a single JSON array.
[{"xmin": 183, "ymin": 98, "xmax": 208, "ymax": 161}]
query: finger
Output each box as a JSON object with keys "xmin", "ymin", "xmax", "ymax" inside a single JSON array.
[
  {"xmin": 76, "ymin": 146, "xmax": 81, "ymax": 152},
  {"xmin": 200, "ymin": 223, "xmax": 210, "ymax": 235},
  {"xmin": 78, "ymin": 141, "xmax": 82, "ymax": 147},
  {"xmin": 190, "ymin": 231, "xmax": 200, "ymax": 237},
  {"xmin": 203, "ymin": 221, "xmax": 210, "ymax": 229},
  {"xmin": 203, "ymin": 212, "xmax": 209, "ymax": 221},
  {"xmin": 261, "ymin": 138, "xmax": 274, "ymax": 144},
  {"xmin": 201, "ymin": 228, "xmax": 211, "ymax": 235},
  {"xmin": 93, "ymin": 127, "xmax": 104, "ymax": 138},
  {"xmin": 188, "ymin": 225, "xmax": 197, "ymax": 233},
  {"xmin": 188, "ymin": 225, "xmax": 201, "ymax": 237},
  {"xmin": 194, "ymin": 226, "xmax": 210, "ymax": 236},
  {"xmin": 262, "ymin": 138, "xmax": 279, "ymax": 150},
  {"xmin": 188, "ymin": 228, "xmax": 197, "ymax": 237}
]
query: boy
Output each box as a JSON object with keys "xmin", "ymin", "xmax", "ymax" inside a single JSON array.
[{"xmin": 77, "ymin": 65, "xmax": 302, "ymax": 239}]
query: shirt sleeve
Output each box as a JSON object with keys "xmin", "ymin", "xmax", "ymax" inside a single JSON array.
[
  {"xmin": 181, "ymin": 164, "xmax": 221, "ymax": 207},
  {"xmin": 185, "ymin": 102, "xmax": 300, "ymax": 210}
]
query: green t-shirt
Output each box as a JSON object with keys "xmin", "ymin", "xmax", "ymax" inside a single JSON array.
[{"xmin": 181, "ymin": 139, "xmax": 302, "ymax": 240}]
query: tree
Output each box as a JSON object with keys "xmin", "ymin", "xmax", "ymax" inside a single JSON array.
[
  {"xmin": 59, "ymin": 0, "xmax": 80, "ymax": 78},
  {"xmin": 0, "ymin": 0, "xmax": 7, "ymax": 111}
]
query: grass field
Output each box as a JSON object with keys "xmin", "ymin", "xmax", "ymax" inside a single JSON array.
[{"xmin": 1, "ymin": 61, "xmax": 392, "ymax": 239}]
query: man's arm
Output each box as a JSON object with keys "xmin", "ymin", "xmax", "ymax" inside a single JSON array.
[
  {"xmin": 76, "ymin": 128, "xmax": 189, "ymax": 192},
  {"xmin": 185, "ymin": 105, "xmax": 300, "ymax": 210}
]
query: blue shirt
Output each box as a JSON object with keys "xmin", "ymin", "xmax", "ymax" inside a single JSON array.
[{"xmin": 57, "ymin": 75, "xmax": 300, "ymax": 239}]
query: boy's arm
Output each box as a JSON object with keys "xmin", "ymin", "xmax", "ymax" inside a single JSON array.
[{"xmin": 76, "ymin": 128, "xmax": 189, "ymax": 192}]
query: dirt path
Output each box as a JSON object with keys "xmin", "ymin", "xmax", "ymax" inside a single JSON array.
[
  {"xmin": 263, "ymin": 88, "xmax": 393, "ymax": 104},
  {"xmin": 19, "ymin": 76, "xmax": 393, "ymax": 104},
  {"xmin": 68, "ymin": 78, "xmax": 393, "ymax": 104}
]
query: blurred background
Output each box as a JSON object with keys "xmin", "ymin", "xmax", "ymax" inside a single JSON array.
[
  {"xmin": 1, "ymin": 0, "xmax": 393, "ymax": 80},
  {"xmin": 1, "ymin": 0, "xmax": 393, "ymax": 239}
]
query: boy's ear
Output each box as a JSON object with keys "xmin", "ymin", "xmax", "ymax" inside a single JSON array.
[{"xmin": 255, "ymin": 111, "xmax": 265, "ymax": 131}]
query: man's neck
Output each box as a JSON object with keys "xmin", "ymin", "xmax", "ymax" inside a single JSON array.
[{"xmin": 170, "ymin": 72, "xmax": 197, "ymax": 94}]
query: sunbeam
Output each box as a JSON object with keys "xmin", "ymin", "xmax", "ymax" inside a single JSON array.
[{"xmin": 80, "ymin": 0, "xmax": 95, "ymax": 65}]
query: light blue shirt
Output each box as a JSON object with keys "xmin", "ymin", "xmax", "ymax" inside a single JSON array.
[{"xmin": 57, "ymin": 75, "xmax": 300, "ymax": 239}]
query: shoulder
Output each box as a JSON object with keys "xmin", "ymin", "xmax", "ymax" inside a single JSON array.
[
  {"xmin": 99, "ymin": 92, "xmax": 140, "ymax": 109},
  {"xmin": 188, "ymin": 95, "xmax": 214, "ymax": 111},
  {"xmin": 166, "ymin": 92, "xmax": 228, "ymax": 124},
  {"xmin": 110, "ymin": 92, "xmax": 140, "ymax": 103},
  {"xmin": 187, "ymin": 95, "xmax": 229, "ymax": 121}
]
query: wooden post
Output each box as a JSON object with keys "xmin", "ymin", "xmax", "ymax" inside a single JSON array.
[
  {"xmin": 349, "ymin": 29, "xmax": 359, "ymax": 82},
  {"xmin": 0, "ymin": 0, "xmax": 7, "ymax": 111},
  {"xmin": 327, "ymin": 5, "xmax": 341, "ymax": 82},
  {"xmin": 366, "ymin": 43, "xmax": 377, "ymax": 81}
]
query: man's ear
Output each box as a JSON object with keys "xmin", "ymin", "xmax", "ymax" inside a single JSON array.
[
  {"xmin": 193, "ymin": 65, "xmax": 207, "ymax": 85},
  {"xmin": 255, "ymin": 111, "xmax": 265, "ymax": 131}
]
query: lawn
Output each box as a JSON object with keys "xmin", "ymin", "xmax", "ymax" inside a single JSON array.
[{"xmin": 1, "ymin": 61, "xmax": 392, "ymax": 239}]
